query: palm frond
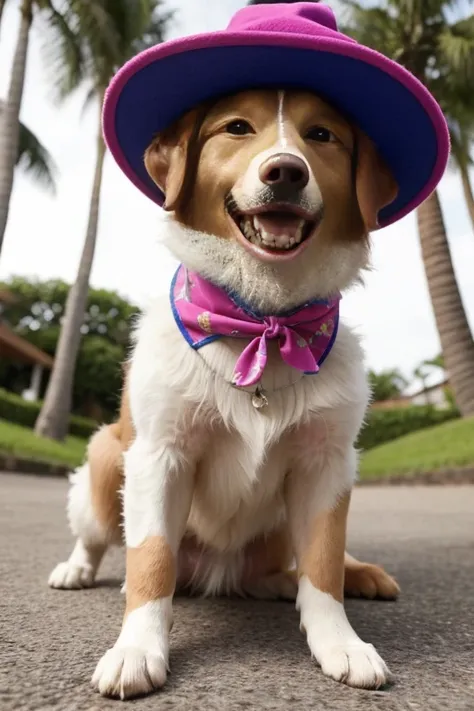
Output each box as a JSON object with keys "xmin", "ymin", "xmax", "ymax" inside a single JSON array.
[
  {"xmin": 338, "ymin": 0, "xmax": 368, "ymax": 11},
  {"xmin": 80, "ymin": 84, "xmax": 99, "ymax": 118},
  {"xmin": 340, "ymin": 6, "xmax": 405, "ymax": 59},
  {"xmin": 448, "ymin": 116, "xmax": 474, "ymax": 169},
  {"xmin": 340, "ymin": 0, "xmax": 474, "ymax": 177},
  {"xmin": 439, "ymin": 15, "xmax": 474, "ymax": 77},
  {"xmin": 131, "ymin": 9, "xmax": 172, "ymax": 55},
  {"xmin": 38, "ymin": 0, "xmax": 87, "ymax": 102},
  {"xmin": 17, "ymin": 121, "xmax": 57, "ymax": 191},
  {"xmin": 82, "ymin": 0, "xmax": 172, "ymax": 106},
  {"xmin": 0, "ymin": 98, "xmax": 57, "ymax": 190},
  {"xmin": 37, "ymin": 0, "xmax": 172, "ymax": 114}
]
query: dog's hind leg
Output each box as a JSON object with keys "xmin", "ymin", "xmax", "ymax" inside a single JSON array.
[
  {"xmin": 243, "ymin": 555, "xmax": 400, "ymax": 601},
  {"xmin": 343, "ymin": 552, "xmax": 400, "ymax": 600},
  {"xmin": 243, "ymin": 570, "xmax": 298, "ymax": 600},
  {"xmin": 240, "ymin": 527, "xmax": 298, "ymax": 601},
  {"xmin": 240, "ymin": 528, "xmax": 399, "ymax": 602},
  {"xmin": 49, "ymin": 425, "xmax": 124, "ymax": 590}
]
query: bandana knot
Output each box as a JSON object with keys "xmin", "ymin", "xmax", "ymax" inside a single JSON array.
[{"xmin": 171, "ymin": 265, "xmax": 340, "ymax": 388}]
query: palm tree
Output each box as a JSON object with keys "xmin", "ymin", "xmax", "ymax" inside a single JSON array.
[
  {"xmin": 341, "ymin": 0, "xmax": 474, "ymax": 417},
  {"xmin": 0, "ymin": 0, "xmax": 125, "ymax": 259},
  {"xmin": 435, "ymin": 75, "xmax": 474, "ymax": 230},
  {"xmin": 0, "ymin": 0, "xmax": 34, "ymax": 256},
  {"xmin": 16, "ymin": 119, "xmax": 57, "ymax": 190},
  {"xmin": 0, "ymin": 0, "xmax": 6, "ymax": 30},
  {"xmin": 424, "ymin": 353, "xmax": 446, "ymax": 372},
  {"xmin": 368, "ymin": 368, "xmax": 408, "ymax": 402},
  {"xmin": 449, "ymin": 118, "xmax": 474, "ymax": 229},
  {"xmin": 35, "ymin": 1, "xmax": 170, "ymax": 441},
  {"xmin": 0, "ymin": 100, "xmax": 56, "ymax": 190}
]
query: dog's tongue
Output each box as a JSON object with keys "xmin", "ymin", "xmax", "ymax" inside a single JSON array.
[{"xmin": 253, "ymin": 213, "xmax": 305, "ymax": 247}]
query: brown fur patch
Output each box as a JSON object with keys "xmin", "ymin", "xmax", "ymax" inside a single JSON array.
[
  {"xmin": 116, "ymin": 371, "xmax": 135, "ymax": 449},
  {"xmin": 299, "ymin": 492, "xmax": 351, "ymax": 602},
  {"xmin": 88, "ymin": 374, "xmax": 135, "ymax": 541},
  {"xmin": 269, "ymin": 555, "xmax": 400, "ymax": 601},
  {"xmin": 355, "ymin": 130, "xmax": 399, "ymax": 230},
  {"xmin": 125, "ymin": 536, "xmax": 176, "ymax": 616},
  {"xmin": 144, "ymin": 109, "xmax": 201, "ymax": 213},
  {"xmin": 344, "ymin": 553, "xmax": 400, "ymax": 600},
  {"xmin": 88, "ymin": 426, "xmax": 124, "ymax": 541}
]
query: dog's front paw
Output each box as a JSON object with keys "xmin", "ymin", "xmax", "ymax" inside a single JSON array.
[
  {"xmin": 48, "ymin": 561, "xmax": 95, "ymax": 589},
  {"xmin": 298, "ymin": 579, "xmax": 392, "ymax": 690},
  {"xmin": 92, "ymin": 646, "xmax": 168, "ymax": 699},
  {"xmin": 317, "ymin": 641, "xmax": 391, "ymax": 689}
]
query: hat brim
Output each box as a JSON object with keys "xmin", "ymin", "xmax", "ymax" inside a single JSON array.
[{"xmin": 103, "ymin": 31, "xmax": 450, "ymax": 228}]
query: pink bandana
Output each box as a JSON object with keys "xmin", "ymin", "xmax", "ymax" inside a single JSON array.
[{"xmin": 171, "ymin": 265, "xmax": 340, "ymax": 388}]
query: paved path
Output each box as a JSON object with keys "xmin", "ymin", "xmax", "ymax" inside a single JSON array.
[{"xmin": 0, "ymin": 473, "xmax": 473, "ymax": 710}]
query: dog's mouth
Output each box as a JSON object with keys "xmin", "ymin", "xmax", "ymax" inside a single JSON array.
[{"xmin": 227, "ymin": 201, "xmax": 322, "ymax": 262}]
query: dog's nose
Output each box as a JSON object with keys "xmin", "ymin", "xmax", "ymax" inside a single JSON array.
[{"xmin": 259, "ymin": 153, "xmax": 309, "ymax": 190}]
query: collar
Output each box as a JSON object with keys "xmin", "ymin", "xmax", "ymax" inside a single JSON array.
[{"xmin": 170, "ymin": 265, "xmax": 340, "ymax": 388}]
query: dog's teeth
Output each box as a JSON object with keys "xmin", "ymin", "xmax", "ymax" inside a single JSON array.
[
  {"xmin": 240, "ymin": 216, "xmax": 263, "ymax": 246},
  {"xmin": 294, "ymin": 221, "xmax": 305, "ymax": 244},
  {"xmin": 240, "ymin": 215, "xmax": 308, "ymax": 250},
  {"xmin": 241, "ymin": 218, "xmax": 255, "ymax": 241}
]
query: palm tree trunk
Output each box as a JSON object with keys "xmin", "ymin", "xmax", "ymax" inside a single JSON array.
[
  {"xmin": 0, "ymin": 0, "xmax": 33, "ymax": 257},
  {"xmin": 460, "ymin": 163, "xmax": 474, "ymax": 232},
  {"xmin": 35, "ymin": 111, "xmax": 106, "ymax": 441},
  {"xmin": 0, "ymin": 0, "xmax": 7, "ymax": 32},
  {"xmin": 417, "ymin": 190, "xmax": 474, "ymax": 416}
]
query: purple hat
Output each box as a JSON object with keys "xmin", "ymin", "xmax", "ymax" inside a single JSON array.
[{"xmin": 103, "ymin": 2, "xmax": 450, "ymax": 228}]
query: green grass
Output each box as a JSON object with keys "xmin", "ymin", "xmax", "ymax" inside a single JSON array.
[
  {"xmin": 1, "ymin": 413, "xmax": 473, "ymax": 480},
  {"xmin": 360, "ymin": 416, "xmax": 474, "ymax": 479},
  {"xmin": 0, "ymin": 418, "xmax": 86, "ymax": 469}
]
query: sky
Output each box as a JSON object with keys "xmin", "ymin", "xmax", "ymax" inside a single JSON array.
[{"xmin": 1, "ymin": 0, "xmax": 473, "ymax": 391}]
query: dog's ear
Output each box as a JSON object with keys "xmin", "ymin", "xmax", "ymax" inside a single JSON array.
[
  {"xmin": 356, "ymin": 131, "xmax": 398, "ymax": 231},
  {"xmin": 145, "ymin": 111, "xmax": 198, "ymax": 212}
]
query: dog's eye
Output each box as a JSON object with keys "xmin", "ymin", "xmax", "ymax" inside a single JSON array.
[
  {"xmin": 305, "ymin": 126, "xmax": 337, "ymax": 143},
  {"xmin": 225, "ymin": 120, "xmax": 254, "ymax": 136}
]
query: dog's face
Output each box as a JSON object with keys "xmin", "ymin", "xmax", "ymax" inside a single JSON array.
[{"xmin": 145, "ymin": 89, "xmax": 397, "ymax": 311}]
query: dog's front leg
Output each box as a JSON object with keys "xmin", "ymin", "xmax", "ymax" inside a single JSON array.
[
  {"xmin": 92, "ymin": 434, "xmax": 194, "ymax": 699},
  {"xmin": 287, "ymin": 451, "xmax": 391, "ymax": 689}
]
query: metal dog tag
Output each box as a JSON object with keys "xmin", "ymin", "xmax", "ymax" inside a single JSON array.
[{"xmin": 251, "ymin": 385, "xmax": 268, "ymax": 410}]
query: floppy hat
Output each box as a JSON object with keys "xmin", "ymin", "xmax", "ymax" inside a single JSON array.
[{"xmin": 102, "ymin": 2, "xmax": 450, "ymax": 228}]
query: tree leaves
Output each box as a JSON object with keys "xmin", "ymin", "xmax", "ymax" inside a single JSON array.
[
  {"xmin": 340, "ymin": 0, "xmax": 474, "ymax": 179},
  {"xmin": 0, "ymin": 99, "xmax": 56, "ymax": 191},
  {"xmin": 0, "ymin": 276, "xmax": 139, "ymax": 419},
  {"xmin": 16, "ymin": 118, "xmax": 57, "ymax": 191},
  {"xmin": 368, "ymin": 368, "xmax": 409, "ymax": 402}
]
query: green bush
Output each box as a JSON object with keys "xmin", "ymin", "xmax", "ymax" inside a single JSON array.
[
  {"xmin": 357, "ymin": 405, "xmax": 460, "ymax": 451},
  {"xmin": 0, "ymin": 387, "xmax": 460, "ymax": 452},
  {"xmin": 68, "ymin": 414, "xmax": 98, "ymax": 439},
  {"xmin": 0, "ymin": 388, "xmax": 97, "ymax": 439}
]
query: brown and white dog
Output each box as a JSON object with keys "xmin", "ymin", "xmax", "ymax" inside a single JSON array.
[{"xmin": 49, "ymin": 89, "xmax": 400, "ymax": 699}]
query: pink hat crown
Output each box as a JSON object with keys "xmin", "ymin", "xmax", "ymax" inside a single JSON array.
[{"xmin": 228, "ymin": 3, "xmax": 343, "ymax": 38}]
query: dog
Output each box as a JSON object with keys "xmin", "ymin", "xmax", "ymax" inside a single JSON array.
[
  {"xmin": 48, "ymin": 1, "xmax": 450, "ymax": 699},
  {"xmin": 49, "ymin": 87, "xmax": 401, "ymax": 697}
]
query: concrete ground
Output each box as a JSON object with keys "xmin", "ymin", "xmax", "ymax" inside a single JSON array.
[{"xmin": 0, "ymin": 473, "xmax": 473, "ymax": 711}]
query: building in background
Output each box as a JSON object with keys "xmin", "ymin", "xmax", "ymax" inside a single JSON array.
[
  {"xmin": 0, "ymin": 289, "xmax": 53, "ymax": 400},
  {"xmin": 371, "ymin": 379, "xmax": 451, "ymax": 410}
]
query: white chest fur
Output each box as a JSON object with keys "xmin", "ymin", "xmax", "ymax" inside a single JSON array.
[{"xmin": 128, "ymin": 295, "xmax": 370, "ymax": 552}]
